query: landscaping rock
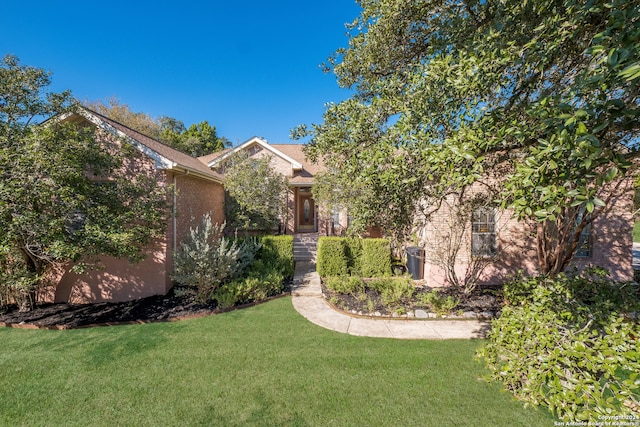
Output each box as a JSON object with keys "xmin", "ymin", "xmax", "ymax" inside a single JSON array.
[{"xmin": 415, "ymin": 309, "xmax": 429, "ymax": 318}]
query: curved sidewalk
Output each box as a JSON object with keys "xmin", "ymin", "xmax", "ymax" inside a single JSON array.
[{"xmin": 291, "ymin": 261, "xmax": 491, "ymax": 340}]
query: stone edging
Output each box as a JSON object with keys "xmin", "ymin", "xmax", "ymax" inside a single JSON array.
[
  {"xmin": 324, "ymin": 301, "xmax": 497, "ymax": 321},
  {"xmin": 322, "ymin": 292, "xmax": 499, "ymax": 321}
]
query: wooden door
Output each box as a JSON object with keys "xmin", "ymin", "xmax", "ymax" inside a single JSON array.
[{"xmin": 298, "ymin": 194, "xmax": 315, "ymax": 231}]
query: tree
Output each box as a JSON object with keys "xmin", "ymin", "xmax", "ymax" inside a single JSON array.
[
  {"xmin": 179, "ymin": 121, "xmax": 228, "ymax": 157},
  {"xmin": 222, "ymin": 152, "xmax": 290, "ymax": 233},
  {"xmin": 297, "ymin": 0, "xmax": 640, "ymax": 275},
  {"xmin": 85, "ymin": 98, "xmax": 229, "ymax": 156},
  {"xmin": 85, "ymin": 97, "xmax": 164, "ymax": 140},
  {"xmin": 0, "ymin": 55, "xmax": 168, "ymax": 311}
]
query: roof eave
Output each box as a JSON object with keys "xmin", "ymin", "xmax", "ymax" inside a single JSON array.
[{"xmin": 207, "ymin": 136, "xmax": 303, "ymax": 170}]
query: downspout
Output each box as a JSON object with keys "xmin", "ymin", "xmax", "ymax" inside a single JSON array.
[{"xmin": 173, "ymin": 174, "xmax": 177, "ymax": 253}]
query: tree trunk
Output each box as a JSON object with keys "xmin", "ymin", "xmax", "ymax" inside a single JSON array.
[{"xmin": 17, "ymin": 289, "xmax": 35, "ymax": 312}]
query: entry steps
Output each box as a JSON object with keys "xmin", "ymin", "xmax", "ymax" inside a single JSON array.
[{"xmin": 293, "ymin": 233, "xmax": 319, "ymax": 262}]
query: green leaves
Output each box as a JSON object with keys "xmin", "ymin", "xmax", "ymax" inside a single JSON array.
[
  {"xmin": 223, "ymin": 153, "xmax": 289, "ymax": 233},
  {"xmin": 299, "ymin": 0, "xmax": 640, "ymax": 274},
  {"xmin": 1, "ymin": 57, "xmax": 168, "ymax": 310},
  {"xmin": 478, "ymin": 270, "xmax": 640, "ymax": 421},
  {"xmin": 619, "ymin": 62, "xmax": 640, "ymax": 81}
]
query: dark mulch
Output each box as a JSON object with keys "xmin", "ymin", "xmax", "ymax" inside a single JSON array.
[
  {"xmin": 1, "ymin": 279, "xmax": 294, "ymax": 329},
  {"xmin": 321, "ymin": 282, "xmax": 504, "ymax": 317},
  {"xmin": 0, "ymin": 291, "xmax": 219, "ymax": 329}
]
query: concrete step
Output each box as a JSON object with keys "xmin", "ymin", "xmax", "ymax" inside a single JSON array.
[{"xmin": 293, "ymin": 234, "xmax": 319, "ymax": 261}]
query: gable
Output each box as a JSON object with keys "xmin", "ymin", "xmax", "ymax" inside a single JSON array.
[
  {"xmin": 52, "ymin": 107, "xmax": 223, "ymax": 183},
  {"xmin": 206, "ymin": 137, "xmax": 303, "ymax": 173}
]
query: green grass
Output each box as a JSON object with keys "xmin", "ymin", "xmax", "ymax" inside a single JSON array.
[
  {"xmin": 0, "ymin": 297, "xmax": 554, "ymax": 426},
  {"xmin": 634, "ymin": 222, "xmax": 640, "ymax": 242}
]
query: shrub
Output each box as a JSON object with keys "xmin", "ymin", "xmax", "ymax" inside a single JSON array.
[
  {"xmin": 317, "ymin": 237, "xmax": 348, "ymax": 277},
  {"xmin": 477, "ymin": 269, "xmax": 640, "ymax": 422},
  {"xmin": 361, "ymin": 238, "xmax": 392, "ymax": 277},
  {"xmin": 418, "ymin": 290, "xmax": 460, "ymax": 316},
  {"xmin": 215, "ymin": 268, "xmax": 284, "ymax": 309},
  {"xmin": 317, "ymin": 237, "xmax": 392, "ymax": 278},
  {"xmin": 259, "ymin": 235, "xmax": 294, "ymax": 278},
  {"xmin": 172, "ymin": 214, "xmax": 258, "ymax": 302},
  {"xmin": 344, "ymin": 237, "xmax": 363, "ymax": 276},
  {"xmin": 369, "ymin": 277, "xmax": 415, "ymax": 308},
  {"xmin": 325, "ymin": 276, "xmax": 365, "ymax": 295}
]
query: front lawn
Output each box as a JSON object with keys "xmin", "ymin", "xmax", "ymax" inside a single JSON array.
[
  {"xmin": 0, "ymin": 297, "xmax": 554, "ymax": 426},
  {"xmin": 634, "ymin": 221, "xmax": 640, "ymax": 242}
]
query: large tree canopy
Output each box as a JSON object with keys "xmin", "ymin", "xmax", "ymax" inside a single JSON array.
[
  {"xmin": 0, "ymin": 55, "xmax": 168, "ymax": 311},
  {"xmin": 85, "ymin": 98, "xmax": 229, "ymax": 156},
  {"xmin": 297, "ymin": 0, "xmax": 640, "ymax": 274}
]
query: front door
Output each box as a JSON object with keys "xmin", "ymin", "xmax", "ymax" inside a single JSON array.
[{"xmin": 298, "ymin": 192, "xmax": 315, "ymax": 232}]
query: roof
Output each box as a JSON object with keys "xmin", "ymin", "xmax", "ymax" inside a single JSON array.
[
  {"xmin": 202, "ymin": 137, "xmax": 325, "ymax": 185},
  {"xmin": 198, "ymin": 148, "xmax": 232, "ymax": 165},
  {"xmin": 54, "ymin": 107, "xmax": 223, "ymax": 183},
  {"xmin": 271, "ymin": 144, "xmax": 325, "ymax": 185},
  {"xmin": 205, "ymin": 137, "xmax": 303, "ymax": 171}
]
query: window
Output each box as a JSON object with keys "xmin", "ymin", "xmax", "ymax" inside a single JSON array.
[
  {"xmin": 303, "ymin": 199, "xmax": 310, "ymax": 222},
  {"xmin": 472, "ymin": 207, "xmax": 496, "ymax": 257},
  {"xmin": 331, "ymin": 209, "xmax": 340, "ymax": 226}
]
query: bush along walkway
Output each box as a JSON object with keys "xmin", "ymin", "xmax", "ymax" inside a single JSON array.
[{"xmin": 291, "ymin": 261, "xmax": 491, "ymax": 339}]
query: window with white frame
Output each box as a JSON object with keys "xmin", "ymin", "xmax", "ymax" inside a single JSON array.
[{"xmin": 472, "ymin": 207, "xmax": 497, "ymax": 257}]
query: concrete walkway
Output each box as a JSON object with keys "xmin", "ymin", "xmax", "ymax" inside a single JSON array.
[{"xmin": 291, "ymin": 261, "xmax": 491, "ymax": 340}]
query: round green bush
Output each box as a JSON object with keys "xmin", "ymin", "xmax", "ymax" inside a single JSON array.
[{"xmin": 477, "ymin": 269, "xmax": 640, "ymax": 422}]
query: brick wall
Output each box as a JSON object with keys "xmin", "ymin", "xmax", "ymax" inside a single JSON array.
[{"xmin": 418, "ymin": 179, "xmax": 634, "ymax": 287}]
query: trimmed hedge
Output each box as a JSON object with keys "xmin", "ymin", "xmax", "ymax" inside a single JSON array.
[
  {"xmin": 361, "ymin": 238, "xmax": 392, "ymax": 277},
  {"xmin": 260, "ymin": 235, "xmax": 294, "ymax": 278},
  {"xmin": 317, "ymin": 237, "xmax": 348, "ymax": 277},
  {"xmin": 317, "ymin": 236, "xmax": 391, "ymax": 277}
]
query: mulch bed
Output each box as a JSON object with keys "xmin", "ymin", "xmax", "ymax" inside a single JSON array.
[
  {"xmin": 0, "ymin": 292, "xmax": 218, "ymax": 329},
  {"xmin": 0, "ymin": 289, "xmax": 291, "ymax": 330},
  {"xmin": 321, "ymin": 282, "xmax": 504, "ymax": 318}
]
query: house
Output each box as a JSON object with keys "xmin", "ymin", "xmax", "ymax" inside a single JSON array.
[
  {"xmin": 44, "ymin": 107, "xmax": 226, "ymax": 304},
  {"xmin": 42, "ymin": 109, "xmax": 634, "ymax": 303},
  {"xmin": 202, "ymin": 136, "xmax": 341, "ymax": 235},
  {"xmin": 414, "ymin": 180, "xmax": 634, "ymax": 286}
]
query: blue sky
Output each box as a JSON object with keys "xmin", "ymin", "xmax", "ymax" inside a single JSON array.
[{"xmin": 2, "ymin": 1, "xmax": 362, "ymax": 145}]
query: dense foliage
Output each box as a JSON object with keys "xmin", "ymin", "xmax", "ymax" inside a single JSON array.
[
  {"xmin": 296, "ymin": 0, "xmax": 640, "ymax": 274},
  {"xmin": 259, "ymin": 235, "xmax": 295, "ymax": 278},
  {"xmin": 212, "ymin": 235, "xmax": 294, "ymax": 308},
  {"xmin": 477, "ymin": 269, "xmax": 640, "ymax": 421},
  {"xmin": 361, "ymin": 238, "xmax": 393, "ymax": 278},
  {"xmin": 222, "ymin": 153, "xmax": 290, "ymax": 233},
  {"xmin": 317, "ymin": 237, "xmax": 349, "ymax": 277},
  {"xmin": 85, "ymin": 97, "xmax": 229, "ymax": 156},
  {"xmin": 0, "ymin": 55, "xmax": 167, "ymax": 311},
  {"xmin": 173, "ymin": 217, "xmax": 293, "ymax": 307},
  {"xmin": 317, "ymin": 236, "xmax": 391, "ymax": 277},
  {"xmin": 172, "ymin": 214, "xmax": 259, "ymax": 302}
]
